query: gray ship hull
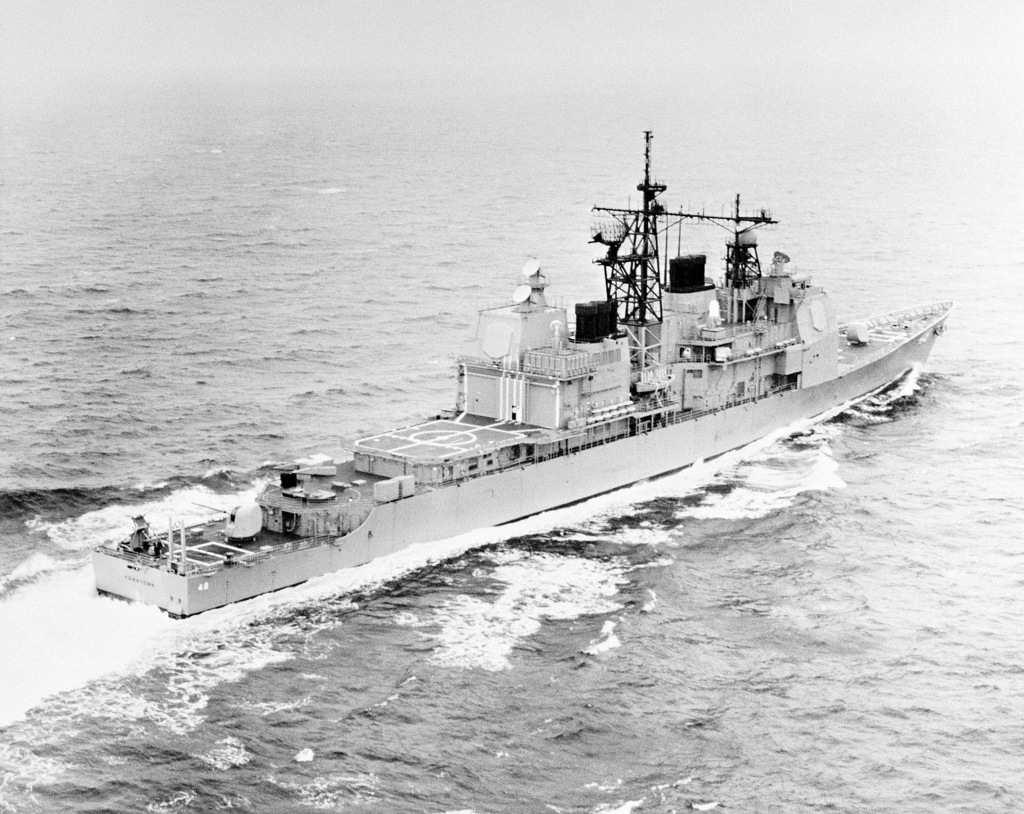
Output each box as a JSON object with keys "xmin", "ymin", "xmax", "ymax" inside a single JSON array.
[{"xmin": 92, "ymin": 310, "xmax": 945, "ymax": 617}]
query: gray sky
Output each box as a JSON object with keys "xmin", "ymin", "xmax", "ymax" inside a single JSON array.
[{"xmin": 2, "ymin": 1, "xmax": 1022, "ymax": 106}]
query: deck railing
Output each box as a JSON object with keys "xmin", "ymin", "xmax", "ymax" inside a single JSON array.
[
  {"xmin": 841, "ymin": 301, "xmax": 953, "ymax": 332},
  {"xmin": 452, "ymin": 381, "xmax": 800, "ymax": 482},
  {"xmin": 97, "ymin": 532, "xmax": 339, "ymax": 576}
]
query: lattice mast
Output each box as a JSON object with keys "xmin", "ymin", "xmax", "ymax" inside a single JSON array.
[
  {"xmin": 591, "ymin": 131, "xmax": 667, "ymax": 372},
  {"xmin": 592, "ymin": 133, "xmax": 779, "ymax": 369},
  {"xmin": 724, "ymin": 194, "xmax": 768, "ymax": 286}
]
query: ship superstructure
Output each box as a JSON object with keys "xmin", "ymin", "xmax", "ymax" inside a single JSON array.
[{"xmin": 93, "ymin": 135, "xmax": 951, "ymax": 617}]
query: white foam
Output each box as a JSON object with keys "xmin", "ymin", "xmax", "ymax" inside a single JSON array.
[
  {"xmin": 0, "ymin": 552, "xmax": 60, "ymax": 593},
  {"xmin": 235, "ymin": 696, "xmax": 310, "ymax": 716},
  {"xmin": 641, "ymin": 589, "xmax": 657, "ymax": 613},
  {"xmin": 0, "ymin": 497, "xmax": 523, "ymax": 728},
  {"xmin": 886, "ymin": 363, "xmax": 923, "ymax": 400},
  {"xmin": 0, "ymin": 410, "xmax": 854, "ymax": 729},
  {"xmin": 317, "ymin": 187, "xmax": 346, "ymax": 194},
  {"xmin": 595, "ymin": 800, "xmax": 644, "ymax": 814},
  {"xmin": 145, "ymin": 790, "xmax": 196, "ymax": 812},
  {"xmin": 422, "ymin": 551, "xmax": 627, "ymax": 671},
  {"xmin": 854, "ymin": 399, "xmax": 893, "ymax": 414},
  {"xmin": 0, "ymin": 562, "xmax": 298, "ymax": 733},
  {"xmin": 628, "ymin": 556, "xmax": 675, "ymax": 571},
  {"xmin": 294, "ymin": 747, "xmax": 314, "ymax": 763},
  {"xmin": 677, "ymin": 444, "xmax": 845, "ymax": 521},
  {"xmin": 266, "ymin": 773, "xmax": 379, "ymax": 807},
  {"xmin": 394, "ymin": 611, "xmax": 427, "ymax": 628},
  {"xmin": 26, "ymin": 483, "xmax": 260, "ymax": 551},
  {"xmin": 0, "ymin": 568, "xmax": 175, "ymax": 728},
  {"xmin": 604, "ymin": 527, "xmax": 675, "ymax": 547},
  {"xmin": 201, "ymin": 466, "xmax": 237, "ymax": 480},
  {"xmin": 0, "ymin": 743, "xmax": 66, "ymax": 810},
  {"xmin": 584, "ymin": 620, "xmax": 621, "ymax": 655},
  {"xmin": 134, "ymin": 480, "xmax": 170, "ymax": 490},
  {"xmin": 197, "ymin": 737, "xmax": 251, "ymax": 771}
]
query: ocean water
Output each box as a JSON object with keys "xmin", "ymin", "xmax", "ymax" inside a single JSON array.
[{"xmin": 1, "ymin": 81, "xmax": 1022, "ymax": 813}]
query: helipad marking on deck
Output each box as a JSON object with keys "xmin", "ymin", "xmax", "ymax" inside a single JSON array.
[{"xmin": 355, "ymin": 419, "xmax": 528, "ymax": 460}]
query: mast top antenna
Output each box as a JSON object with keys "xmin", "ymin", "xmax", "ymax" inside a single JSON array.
[{"xmin": 644, "ymin": 130, "xmax": 653, "ymax": 185}]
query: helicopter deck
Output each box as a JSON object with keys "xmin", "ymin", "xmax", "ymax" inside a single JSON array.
[{"xmin": 353, "ymin": 417, "xmax": 534, "ymax": 463}]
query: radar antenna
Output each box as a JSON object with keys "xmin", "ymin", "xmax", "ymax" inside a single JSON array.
[
  {"xmin": 592, "ymin": 133, "xmax": 779, "ymax": 367},
  {"xmin": 591, "ymin": 131, "xmax": 667, "ymax": 371}
]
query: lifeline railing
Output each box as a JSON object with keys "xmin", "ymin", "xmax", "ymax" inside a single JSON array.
[
  {"xmin": 447, "ymin": 381, "xmax": 800, "ymax": 482},
  {"xmin": 841, "ymin": 301, "xmax": 953, "ymax": 332},
  {"xmin": 98, "ymin": 532, "xmax": 340, "ymax": 576}
]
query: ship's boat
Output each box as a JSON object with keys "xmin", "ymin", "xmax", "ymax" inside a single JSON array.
[{"xmin": 92, "ymin": 134, "xmax": 952, "ymax": 617}]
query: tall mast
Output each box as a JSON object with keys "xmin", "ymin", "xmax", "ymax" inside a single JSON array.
[
  {"xmin": 592, "ymin": 131, "xmax": 667, "ymax": 372},
  {"xmin": 592, "ymin": 133, "xmax": 778, "ymax": 367}
]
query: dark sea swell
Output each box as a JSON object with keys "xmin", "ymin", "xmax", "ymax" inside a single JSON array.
[{"xmin": 0, "ymin": 470, "xmax": 248, "ymax": 522}]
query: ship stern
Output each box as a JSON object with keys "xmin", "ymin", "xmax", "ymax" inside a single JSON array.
[{"xmin": 92, "ymin": 548, "xmax": 191, "ymax": 617}]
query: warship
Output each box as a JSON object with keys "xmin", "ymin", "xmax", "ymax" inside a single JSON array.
[{"xmin": 93, "ymin": 133, "xmax": 951, "ymax": 617}]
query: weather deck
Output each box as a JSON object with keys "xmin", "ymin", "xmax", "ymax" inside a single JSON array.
[
  {"xmin": 352, "ymin": 416, "xmax": 536, "ymax": 463},
  {"xmin": 838, "ymin": 303, "xmax": 949, "ymax": 373}
]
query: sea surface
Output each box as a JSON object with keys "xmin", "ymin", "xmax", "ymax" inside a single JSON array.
[{"xmin": 1, "ymin": 82, "xmax": 1022, "ymax": 813}]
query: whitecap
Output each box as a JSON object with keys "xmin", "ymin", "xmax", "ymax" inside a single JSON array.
[
  {"xmin": 605, "ymin": 527, "xmax": 675, "ymax": 547},
  {"xmin": 26, "ymin": 481, "xmax": 262, "ymax": 551},
  {"xmin": 677, "ymin": 443, "xmax": 845, "ymax": 521},
  {"xmin": 886, "ymin": 363, "xmax": 923, "ymax": 400},
  {"xmin": 0, "ymin": 552, "xmax": 60, "ymax": 592},
  {"xmin": 426, "ymin": 551, "xmax": 627, "ymax": 671},
  {"xmin": 234, "ymin": 696, "xmax": 310, "ymax": 716},
  {"xmin": 586, "ymin": 779, "xmax": 622, "ymax": 791},
  {"xmin": 584, "ymin": 620, "xmax": 621, "ymax": 655},
  {"xmin": 267, "ymin": 773, "xmax": 379, "ymax": 807},
  {"xmin": 197, "ymin": 737, "xmax": 251, "ymax": 771},
  {"xmin": 596, "ymin": 800, "xmax": 644, "ymax": 814},
  {"xmin": 146, "ymin": 790, "xmax": 196, "ymax": 812},
  {"xmin": 394, "ymin": 611, "xmax": 427, "ymax": 627},
  {"xmin": 294, "ymin": 747, "xmax": 314, "ymax": 762},
  {"xmin": 0, "ymin": 743, "xmax": 66, "ymax": 808}
]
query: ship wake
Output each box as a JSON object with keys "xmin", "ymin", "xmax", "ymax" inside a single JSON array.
[
  {"xmin": 834, "ymin": 364, "xmax": 928, "ymax": 426},
  {"xmin": 2, "ymin": 406, "xmax": 867, "ymax": 735}
]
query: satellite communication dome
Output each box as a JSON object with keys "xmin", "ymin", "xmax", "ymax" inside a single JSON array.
[
  {"xmin": 225, "ymin": 502, "xmax": 262, "ymax": 540},
  {"xmin": 512, "ymin": 284, "xmax": 532, "ymax": 304}
]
